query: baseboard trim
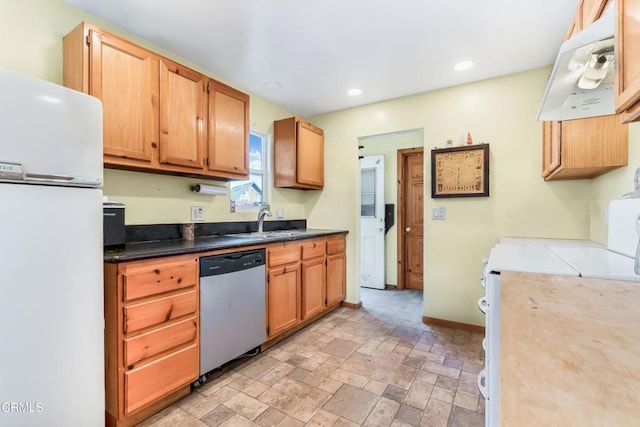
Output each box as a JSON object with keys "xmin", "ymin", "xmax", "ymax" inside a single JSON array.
[
  {"xmin": 385, "ymin": 284, "xmax": 397, "ymax": 289},
  {"xmin": 341, "ymin": 301, "xmax": 362, "ymax": 309},
  {"xmin": 422, "ymin": 316, "xmax": 485, "ymax": 334}
]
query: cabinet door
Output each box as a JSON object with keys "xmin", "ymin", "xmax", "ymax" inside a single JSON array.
[
  {"xmin": 89, "ymin": 30, "xmax": 157, "ymax": 164},
  {"xmin": 542, "ymin": 121, "xmax": 561, "ymax": 178},
  {"xmin": 207, "ymin": 80, "xmax": 249, "ymax": 178},
  {"xmin": 267, "ymin": 263, "xmax": 301, "ymax": 338},
  {"xmin": 296, "ymin": 121, "xmax": 324, "ymax": 188},
  {"xmin": 615, "ymin": 0, "xmax": 640, "ymax": 122},
  {"xmin": 301, "ymin": 257, "xmax": 326, "ymax": 320},
  {"xmin": 159, "ymin": 59, "xmax": 206, "ymax": 169},
  {"xmin": 326, "ymin": 253, "xmax": 346, "ymax": 307},
  {"xmin": 581, "ymin": 0, "xmax": 608, "ymax": 27}
]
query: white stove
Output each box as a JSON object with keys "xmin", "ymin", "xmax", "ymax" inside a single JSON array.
[{"xmin": 478, "ymin": 197, "xmax": 640, "ymax": 427}]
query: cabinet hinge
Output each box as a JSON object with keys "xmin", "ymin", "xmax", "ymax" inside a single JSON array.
[
  {"xmin": 266, "ymin": 326, "xmax": 269, "ymax": 336},
  {"xmin": 85, "ymin": 34, "xmax": 91, "ymax": 46},
  {"xmin": 206, "ymin": 83, "xmax": 210, "ymax": 93},
  {"xmin": 267, "ymin": 275, "xmax": 270, "ymax": 284}
]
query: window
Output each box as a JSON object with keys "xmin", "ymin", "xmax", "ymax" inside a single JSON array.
[
  {"xmin": 360, "ymin": 167, "xmax": 376, "ymax": 216},
  {"xmin": 230, "ymin": 131, "xmax": 268, "ymax": 211}
]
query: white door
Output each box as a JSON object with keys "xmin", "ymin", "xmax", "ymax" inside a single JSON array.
[{"xmin": 360, "ymin": 155, "xmax": 385, "ymax": 289}]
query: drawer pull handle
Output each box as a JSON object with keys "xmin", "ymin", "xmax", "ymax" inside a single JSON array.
[
  {"xmin": 154, "ymin": 269, "xmax": 160, "ymax": 274},
  {"xmin": 177, "ymin": 278, "xmax": 182, "ymax": 284},
  {"xmin": 127, "ymin": 365, "xmax": 134, "ymax": 370}
]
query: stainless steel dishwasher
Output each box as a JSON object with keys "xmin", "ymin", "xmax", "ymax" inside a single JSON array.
[{"xmin": 199, "ymin": 249, "xmax": 266, "ymax": 376}]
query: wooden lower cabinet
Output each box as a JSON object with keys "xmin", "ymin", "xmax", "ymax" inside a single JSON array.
[
  {"xmin": 326, "ymin": 235, "xmax": 346, "ymax": 306},
  {"xmin": 301, "ymin": 257, "xmax": 326, "ymax": 319},
  {"xmin": 267, "ymin": 262, "xmax": 301, "ymax": 338},
  {"xmin": 104, "ymin": 253, "xmax": 199, "ymax": 427},
  {"xmin": 326, "ymin": 253, "xmax": 346, "ymax": 306},
  {"xmin": 266, "ymin": 234, "xmax": 347, "ymax": 340}
]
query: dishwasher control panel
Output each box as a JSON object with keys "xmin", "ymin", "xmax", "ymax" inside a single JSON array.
[{"xmin": 200, "ymin": 249, "xmax": 265, "ymax": 277}]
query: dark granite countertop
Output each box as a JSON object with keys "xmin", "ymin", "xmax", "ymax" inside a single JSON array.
[{"xmin": 104, "ymin": 228, "xmax": 347, "ymax": 263}]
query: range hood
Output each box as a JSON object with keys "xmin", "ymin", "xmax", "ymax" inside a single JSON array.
[{"xmin": 537, "ymin": 6, "xmax": 615, "ymax": 121}]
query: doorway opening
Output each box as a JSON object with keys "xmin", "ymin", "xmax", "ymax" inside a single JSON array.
[{"xmin": 357, "ymin": 130, "xmax": 425, "ymax": 312}]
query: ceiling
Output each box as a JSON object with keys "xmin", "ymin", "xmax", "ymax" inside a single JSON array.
[{"xmin": 66, "ymin": 0, "xmax": 580, "ymax": 117}]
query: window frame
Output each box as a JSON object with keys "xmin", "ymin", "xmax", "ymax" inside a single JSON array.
[{"xmin": 230, "ymin": 129, "xmax": 270, "ymax": 212}]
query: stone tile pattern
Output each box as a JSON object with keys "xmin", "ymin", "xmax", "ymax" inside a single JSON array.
[{"xmin": 137, "ymin": 288, "xmax": 485, "ymax": 427}]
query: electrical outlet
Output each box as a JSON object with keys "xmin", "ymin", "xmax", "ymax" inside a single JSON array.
[
  {"xmin": 191, "ymin": 206, "xmax": 204, "ymax": 222},
  {"xmin": 432, "ymin": 206, "xmax": 446, "ymax": 220}
]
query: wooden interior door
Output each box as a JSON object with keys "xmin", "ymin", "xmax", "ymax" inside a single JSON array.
[
  {"xmin": 89, "ymin": 30, "xmax": 157, "ymax": 164},
  {"xmin": 398, "ymin": 148, "xmax": 424, "ymax": 290},
  {"xmin": 159, "ymin": 59, "xmax": 205, "ymax": 169}
]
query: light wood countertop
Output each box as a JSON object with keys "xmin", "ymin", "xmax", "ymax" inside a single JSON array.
[{"xmin": 500, "ymin": 272, "xmax": 640, "ymax": 426}]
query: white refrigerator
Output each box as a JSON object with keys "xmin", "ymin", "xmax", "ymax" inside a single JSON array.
[{"xmin": 0, "ymin": 67, "xmax": 104, "ymax": 426}]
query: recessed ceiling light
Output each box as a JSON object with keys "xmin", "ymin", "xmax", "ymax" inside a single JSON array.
[
  {"xmin": 347, "ymin": 88, "xmax": 362, "ymax": 96},
  {"xmin": 454, "ymin": 60, "xmax": 474, "ymax": 71},
  {"xmin": 264, "ymin": 81, "xmax": 282, "ymax": 89}
]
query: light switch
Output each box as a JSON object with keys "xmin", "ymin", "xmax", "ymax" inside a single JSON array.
[{"xmin": 432, "ymin": 206, "xmax": 446, "ymax": 220}]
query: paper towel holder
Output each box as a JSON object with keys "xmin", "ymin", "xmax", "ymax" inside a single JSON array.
[{"xmin": 190, "ymin": 183, "xmax": 228, "ymax": 196}]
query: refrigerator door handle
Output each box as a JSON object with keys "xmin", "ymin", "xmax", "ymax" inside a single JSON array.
[{"xmin": 0, "ymin": 161, "xmax": 101, "ymax": 188}]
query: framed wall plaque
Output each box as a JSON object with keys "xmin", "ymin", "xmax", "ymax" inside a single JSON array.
[{"xmin": 431, "ymin": 144, "xmax": 489, "ymax": 198}]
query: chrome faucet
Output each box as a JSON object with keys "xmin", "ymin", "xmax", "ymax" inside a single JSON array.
[{"xmin": 257, "ymin": 204, "xmax": 272, "ymax": 233}]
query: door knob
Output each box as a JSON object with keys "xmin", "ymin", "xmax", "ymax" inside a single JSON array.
[{"xmin": 405, "ymin": 227, "xmax": 411, "ymax": 232}]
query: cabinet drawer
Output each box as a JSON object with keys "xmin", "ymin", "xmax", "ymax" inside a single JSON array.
[
  {"xmin": 268, "ymin": 245, "xmax": 300, "ymax": 267},
  {"xmin": 123, "ymin": 258, "xmax": 198, "ymax": 301},
  {"xmin": 124, "ymin": 289, "xmax": 197, "ymax": 334},
  {"xmin": 326, "ymin": 236, "xmax": 345, "ymax": 255},
  {"xmin": 124, "ymin": 316, "xmax": 197, "ymax": 368},
  {"xmin": 302, "ymin": 240, "xmax": 326, "ymax": 260},
  {"xmin": 124, "ymin": 343, "xmax": 198, "ymax": 415}
]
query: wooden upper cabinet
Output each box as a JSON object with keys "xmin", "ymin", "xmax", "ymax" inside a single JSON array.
[
  {"xmin": 63, "ymin": 22, "xmax": 250, "ymax": 179},
  {"xmin": 542, "ymin": 121, "xmax": 561, "ymax": 178},
  {"xmin": 159, "ymin": 60, "xmax": 205, "ymax": 169},
  {"xmin": 615, "ymin": 0, "xmax": 640, "ymax": 122},
  {"xmin": 542, "ymin": 115, "xmax": 628, "ymax": 180},
  {"xmin": 206, "ymin": 80, "xmax": 249, "ymax": 178},
  {"xmin": 86, "ymin": 29, "xmax": 158, "ymax": 166},
  {"xmin": 274, "ymin": 117, "xmax": 324, "ymax": 190},
  {"xmin": 296, "ymin": 121, "xmax": 324, "ymax": 188},
  {"xmin": 581, "ymin": 0, "xmax": 609, "ymax": 28}
]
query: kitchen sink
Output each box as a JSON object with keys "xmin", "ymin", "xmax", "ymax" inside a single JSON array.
[{"xmin": 227, "ymin": 230, "xmax": 308, "ymax": 239}]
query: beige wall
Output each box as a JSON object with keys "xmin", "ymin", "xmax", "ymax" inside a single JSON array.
[
  {"xmin": 0, "ymin": 0, "xmax": 311, "ymax": 226},
  {"xmin": 359, "ymin": 129, "xmax": 424, "ymax": 286},
  {"xmin": 311, "ymin": 67, "xmax": 595, "ymax": 326}
]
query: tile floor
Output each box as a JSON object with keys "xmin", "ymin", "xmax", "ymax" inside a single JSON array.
[{"xmin": 138, "ymin": 288, "xmax": 485, "ymax": 427}]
